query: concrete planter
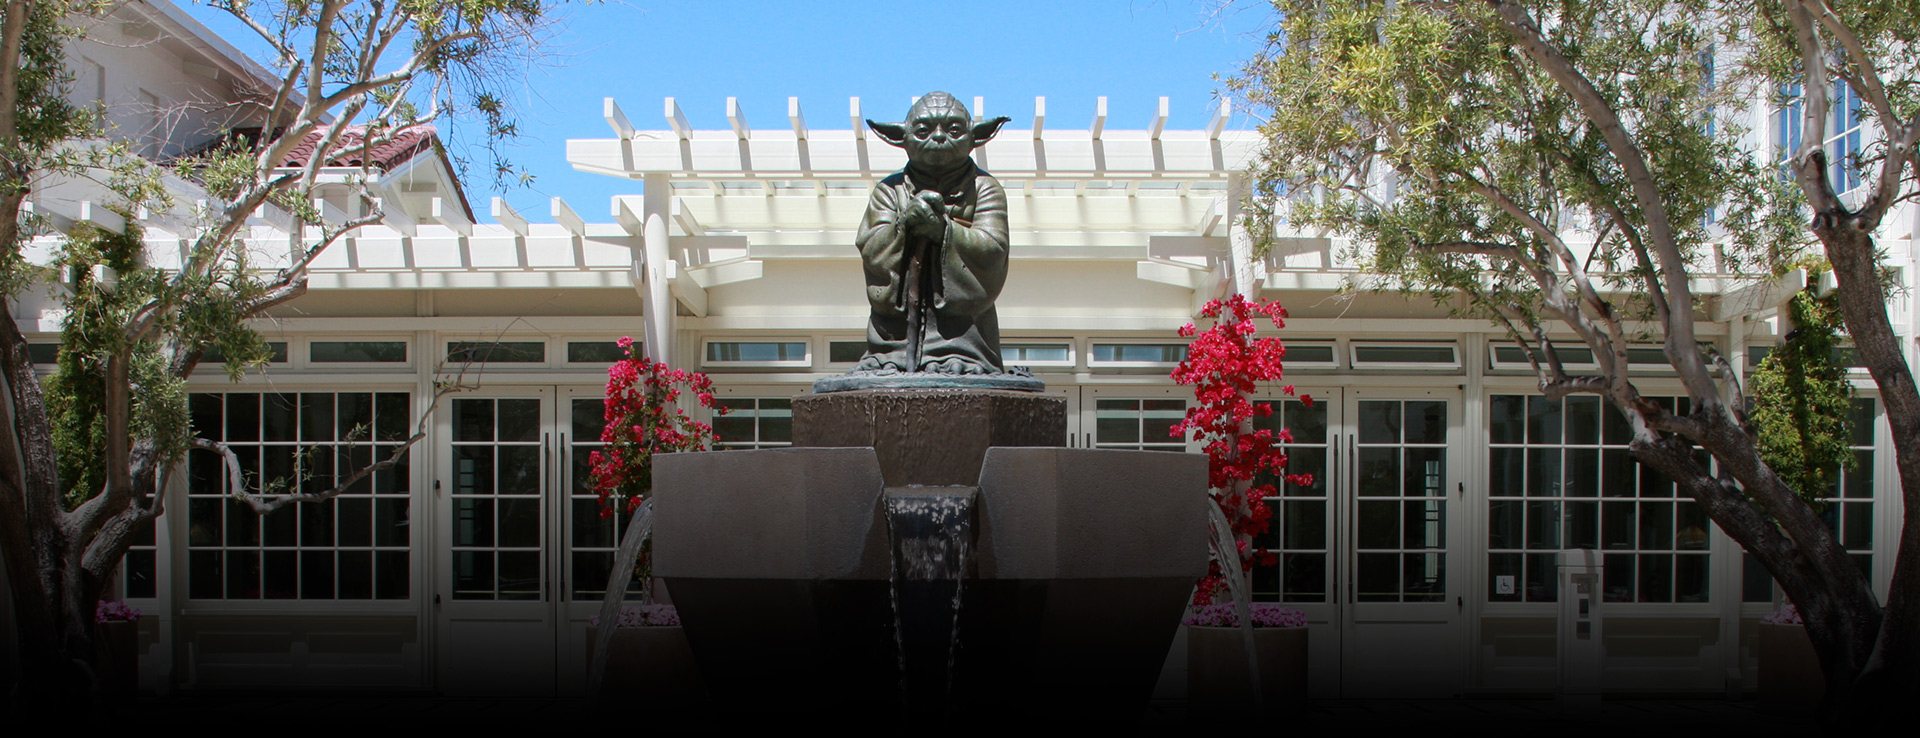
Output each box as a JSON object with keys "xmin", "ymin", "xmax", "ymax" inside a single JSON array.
[
  {"xmin": 586, "ymin": 625, "xmax": 705, "ymax": 703},
  {"xmin": 1187, "ymin": 625, "xmax": 1309, "ymax": 716},
  {"xmin": 95, "ymin": 619, "xmax": 138, "ymax": 700},
  {"xmin": 1758, "ymin": 622, "xmax": 1824, "ymax": 711}
]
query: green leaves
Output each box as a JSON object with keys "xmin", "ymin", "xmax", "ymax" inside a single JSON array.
[{"xmin": 1749, "ymin": 288, "xmax": 1854, "ymax": 507}]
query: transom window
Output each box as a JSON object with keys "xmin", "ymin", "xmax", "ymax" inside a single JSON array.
[
  {"xmin": 186, "ymin": 392, "xmax": 412, "ymax": 600},
  {"xmin": 1487, "ymin": 394, "xmax": 1709, "ymax": 604},
  {"xmin": 703, "ymin": 341, "xmax": 809, "ymax": 367}
]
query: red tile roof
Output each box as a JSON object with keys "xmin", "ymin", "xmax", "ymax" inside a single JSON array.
[{"xmin": 278, "ymin": 124, "xmax": 438, "ymax": 171}]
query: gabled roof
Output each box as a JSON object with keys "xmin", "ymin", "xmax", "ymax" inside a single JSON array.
[{"xmin": 279, "ymin": 125, "xmax": 439, "ymax": 171}]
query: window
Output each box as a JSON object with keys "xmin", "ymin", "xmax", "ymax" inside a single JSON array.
[
  {"xmin": 449, "ymin": 397, "xmax": 540, "ymax": 600},
  {"xmin": 447, "ymin": 341, "xmax": 545, "ymax": 364},
  {"xmin": 1350, "ymin": 342, "xmax": 1459, "ymax": 369},
  {"xmin": 713, "ymin": 398, "xmax": 793, "ymax": 449},
  {"xmin": 1775, "ymin": 80, "xmax": 1865, "ymax": 193},
  {"xmin": 1487, "ymin": 394, "xmax": 1708, "ymax": 604},
  {"xmin": 124, "ymin": 519, "xmax": 158, "ymax": 599},
  {"xmin": 1091, "ymin": 343, "xmax": 1186, "ymax": 364},
  {"xmin": 27, "ymin": 343, "xmax": 59, "ymax": 365},
  {"xmin": 310, "ymin": 341, "xmax": 407, "ymax": 364},
  {"xmin": 203, "ymin": 342, "xmax": 289, "ymax": 364},
  {"xmin": 827, "ymin": 341, "xmax": 866, "ymax": 364},
  {"xmin": 1001, "ymin": 342, "xmax": 1073, "ymax": 369},
  {"xmin": 1280, "ymin": 342, "xmax": 1337, "ymax": 369},
  {"xmin": 566, "ymin": 341, "xmax": 627, "ymax": 364},
  {"xmin": 1488, "ymin": 344, "xmax": 1598, "ymax": 372},
  {"xmin": 1092, "ymin": 399, "xmax": 1187, "ymax": 451},
  {"xmin": 566, "ymin": 397, "xmax": 644, "ymax": 599},
  {"xmin": 1250, "ymin": 397, "xmax": 1330, "ymax": 603},
  {"xmin": 1820, "ymin": 399, "xmax": 1877, "ymax": 577},
  {"xmin": 186, "ymin": 392, "xmax": 412, "ymax": 600},
  {"xmin": 1740, "ymin": 399, "xmax": 1875, "ymax": 601},
  {"xmin": 703, "ymin": 340, "xmax": 809, "ymax": 368},
  {"xmin": 1354, "ymin": 399, "xmax": 1449, "ymax": 603}
]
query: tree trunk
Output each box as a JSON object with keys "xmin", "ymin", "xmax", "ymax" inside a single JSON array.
[{"xmin": 1807, "ymin": 214, "xmax": 1920, "ymax": 725}]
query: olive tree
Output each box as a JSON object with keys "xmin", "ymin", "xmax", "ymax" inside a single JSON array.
[
  {"xmin": 1228, "ymin": 0, "xmax": 1913, "ymax": 722},
  {"xmin": 0, "ymin": 0, "xmax": 550, "ymax": 709}
]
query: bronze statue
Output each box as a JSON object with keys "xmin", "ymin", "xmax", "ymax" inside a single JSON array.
[{"xmin": 854, "ymin": 92, "xmax": 1014, "ymax": 375}]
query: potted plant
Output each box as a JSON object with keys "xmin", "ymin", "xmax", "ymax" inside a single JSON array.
[
  {"xmin": 1757, "ymin": 603, "xmax": 1824, "ymax": 710},
  {"xmin": 94, "ymin": 600, "xmax": 140, "ymax": 700},
  {"xmin": 586, "ymin": 604, "xmax": 704, "ymax": 701},
  {"xmin": 1186, "ymin": 602, "xmax": 1309, "ymax": 715}
]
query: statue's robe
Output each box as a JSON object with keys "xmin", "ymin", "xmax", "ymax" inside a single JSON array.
[{"xmin": 855, "ymin": 158, "xmax": 1009, "ymax": 373}]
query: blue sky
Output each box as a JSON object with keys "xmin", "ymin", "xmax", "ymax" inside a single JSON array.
[{"xmin": 180, "ymin": 1, "xmax": 1274, "ymax": 224}]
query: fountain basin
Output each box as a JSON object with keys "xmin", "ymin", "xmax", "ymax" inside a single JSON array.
[{"xmin": 651, "ymin": 445, "xmax": 1209, "ymax": 717}]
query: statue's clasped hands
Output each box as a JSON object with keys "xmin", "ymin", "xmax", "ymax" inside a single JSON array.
[{"xmin": 904, "ymin": 191, "xmax": 947, "ymax": 242}]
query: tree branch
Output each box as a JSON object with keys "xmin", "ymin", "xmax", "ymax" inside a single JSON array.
[{"xmin": 1483, "ymin": 0, "xmax": 1716, "ymax": 405}]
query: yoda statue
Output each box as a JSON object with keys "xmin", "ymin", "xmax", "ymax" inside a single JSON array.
[{"xmin": 852, "ymin": 92, "xmax": 1015, "ymax": 376}]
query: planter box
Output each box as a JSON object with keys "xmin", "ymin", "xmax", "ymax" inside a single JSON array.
[
  {"xmin": 1187, "ymin": 625, "xmax": 1308, "ymax": 716},
  {"xmin": 1758, "ymin": 622, "xmax": 1824, "ymax": 711},
  {"xmin": 95, "ymin": 619, "xmax": 138, "ymax": 700},
  {"xmin": 586, "ymin": 626, "xmax": 705, "ymax": 703}
]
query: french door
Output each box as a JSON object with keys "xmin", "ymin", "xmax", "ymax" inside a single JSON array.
[
  {"xmin": 1339, "ymin": 388, "xmax": 1466, "ymax": 697},
  {"xmin": 434, "ymin": 386, "xmax": 631, "ymax": 695}
]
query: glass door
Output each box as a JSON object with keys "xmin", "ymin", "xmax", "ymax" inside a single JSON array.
[
  {"xmin": 555, "ymin": 386, "xmax": 646, "ymax": 694},
  {"xmin": 1340, "ymin": 389, "xmax": 1466, "ymax": 697},
  {"xmin": 436, "ymin": 389, "xmax": 557, "ymax": 694},
  {"xmin": 1249, "ymin": 388, "xmax": 1342, "ymax": 697}
]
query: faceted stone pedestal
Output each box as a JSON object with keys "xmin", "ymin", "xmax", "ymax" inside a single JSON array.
[
  {"xmin": 791, "ymin": 388, "xmax": 1066, "ymax": 486},
  {"xmin": 651, "ymin": 441, "xmax": 1209, "ymax": 719}
]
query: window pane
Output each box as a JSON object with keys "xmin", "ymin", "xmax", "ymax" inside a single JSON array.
[
  {"xmin": 1002, "ymin": 343, "xmax": 1071, "ymax": 363},
  {"xmin": 1353, "ymin": 344, "xmax": 1456, "ymax": 364},
  {"xmin": 1284, "ymin": 344, "xmax": 1335, "ymax": 364},
  {"xmin": 828, "ymin": 341, "xmax": 867, "ymax": 363},
  {"xmin": 310, "ymin": 341, "xmax": 407, "ymax": 363},
  {"xmin": 447, "ymin": 341, "xmax": 545, "ymax": 364},
  {"xmin": 567, "ymin": 341, "xmax": 627, "ymax": 364}
]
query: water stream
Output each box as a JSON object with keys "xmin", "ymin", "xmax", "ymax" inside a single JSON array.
[
  {"xmin": 883, "ymin": 487, "xmax": 978, "ymax": 716},
  {"xmin": 587, "ymin": 497, "xmax": 655, "ymax": 697}
]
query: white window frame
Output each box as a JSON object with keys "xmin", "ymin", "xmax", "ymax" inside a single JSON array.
[
  {"xmin": 999, "ymin": 340, "xmax": 1077, "ymax": 371},
  {"xmin": 1087, "ymin": 340, "xmax": 1189, "ymax": 372},
  {"xmin": 700, "ymin": 337, "xmax": 812, "ymax": 370},
  {"xmin": 1348, "ymin": 340, "xmax": 1461, "ymax": 371}
]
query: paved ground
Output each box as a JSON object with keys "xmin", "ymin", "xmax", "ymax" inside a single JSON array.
[{"xmin": 113, "ymin": 693, "xmax": 1819, "ymax": 733}]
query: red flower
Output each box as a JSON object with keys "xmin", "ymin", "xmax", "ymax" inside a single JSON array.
[{"xmin": 1171, "ymin": 295, "xmax": 1299, "ymax": 608}]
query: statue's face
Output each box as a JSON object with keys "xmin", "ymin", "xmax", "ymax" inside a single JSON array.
[{"xmin": 904, "ymin": 97, "xmax": 973, "ymax": 171}]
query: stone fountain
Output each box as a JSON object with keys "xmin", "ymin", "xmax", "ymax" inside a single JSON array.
[{"xmin": 650, "ymin": 93, "xmax": 1209, "ymax": 718}]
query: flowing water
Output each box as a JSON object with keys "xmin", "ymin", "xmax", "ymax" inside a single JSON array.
[
  {"xmin": 883, "ymin": 488, "xmax": 978, "ymax": 716},
  {"xmin": 587, "ymin": 498, "xmax": 655, "ymax": 697}
]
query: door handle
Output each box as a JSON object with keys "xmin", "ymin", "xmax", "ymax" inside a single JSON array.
[{"xmin": 1457, "ymin": 596, "xmax": 1463, "ymax": 610}]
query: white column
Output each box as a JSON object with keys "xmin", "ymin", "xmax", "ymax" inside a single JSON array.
[
  {"xmin": 641, "ymin": 173, "xmax": 675, "ymax": 367},
  {"xmin": 1226, "ymin": 172, "xmax": 1263, "ymax": 300}
]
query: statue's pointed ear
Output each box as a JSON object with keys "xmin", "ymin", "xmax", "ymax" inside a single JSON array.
[
  {"xmin": 971, "ymin": 116, "xmax": 1013, "ymax": 147},
  {"xmin": 867, "ymin": 120, "xmax": 908, "ymax": 147}
]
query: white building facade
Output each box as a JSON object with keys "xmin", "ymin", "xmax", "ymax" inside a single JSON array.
[{"xmin": 3, "ymin": 4, "xmax": 1913, "ymax": 701}]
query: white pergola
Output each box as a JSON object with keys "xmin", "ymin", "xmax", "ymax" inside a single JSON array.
[{"xmin": 566, "ymin": 95, "xmax": 1296, "ymax": 367}]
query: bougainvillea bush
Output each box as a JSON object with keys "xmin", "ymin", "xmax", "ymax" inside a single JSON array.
[
  {"xmin": 94, "ymin": 600, "xmax": 141, "ymax": 624},
  {"xmin": 589, "ymin": 604, "xmax": 681, "ymax": 628},
  {"xmin": 587, "ymin": 337, "xmax": 726, "ymax": 518},
  {"xmin": 1762, "ymin": 603, "xmax": 1805, "ymax": 626},
  {"xmin": 584, "ymin": 338, "xmax": 725, "ymax": 599},
  {"xmin": 1182, "ymin": 602, "xmax": 1308, "ymax": 629},
  {"xmin": 1171, "ymin": 295, "xmax": 1311, "ymax": 606}
]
